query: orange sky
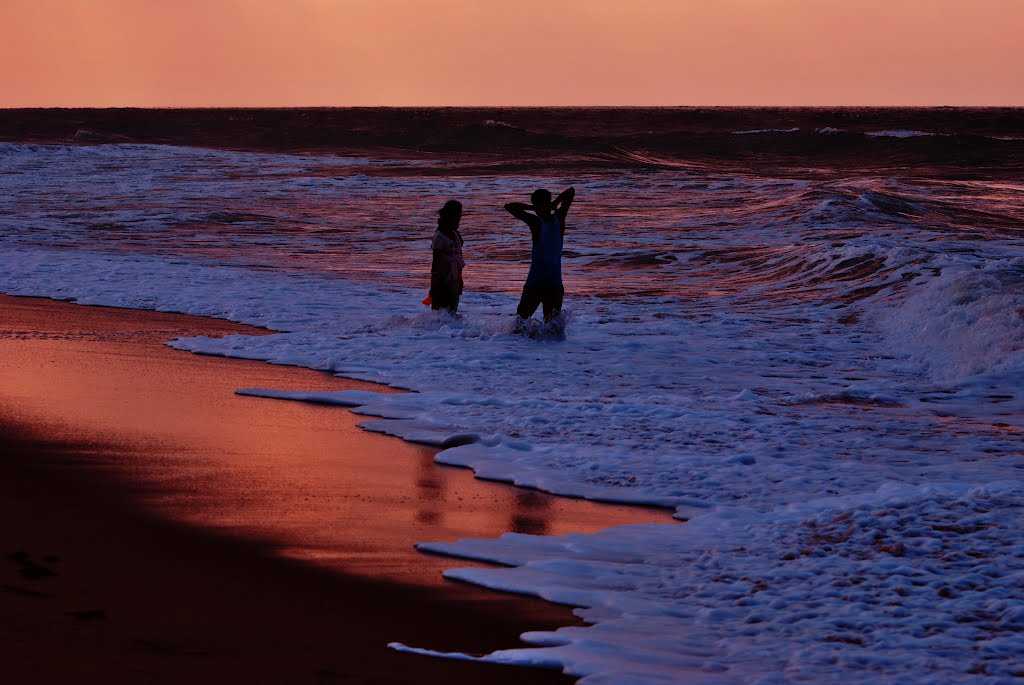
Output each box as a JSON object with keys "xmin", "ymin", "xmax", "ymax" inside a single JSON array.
[{"xmin": 2, "ymin": 0, "xmax": 1022, "ymax": 107}]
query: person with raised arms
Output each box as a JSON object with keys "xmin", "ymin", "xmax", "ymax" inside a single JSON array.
[{"xmin": 504, "ymin": 186, "xmax": 575, "ymax": 334}]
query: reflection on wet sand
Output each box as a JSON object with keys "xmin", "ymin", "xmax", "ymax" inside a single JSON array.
[
  {"xmin": 414, "ymin": 456, "xmax": 554, "ymax": 536},
  {"xmin": 511, "ymin": 490, "xmax": 552, "ymax": 536},
  {"xmin": 415, "ymin": 452, "xmax": 444, "ymax": 526}
]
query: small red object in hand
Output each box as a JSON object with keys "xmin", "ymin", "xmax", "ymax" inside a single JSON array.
[{"xmin": 422, "ymin": 292, "xmax": 432, "ymax": 306}]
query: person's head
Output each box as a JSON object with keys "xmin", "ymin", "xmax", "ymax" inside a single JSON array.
[
  {"xmin": 438, "ymin": 199, "xmax": 463, "ymax": 233},
  {"xmin": 531, "ymin": 188, "xmax": 553, "ymax": 216}
]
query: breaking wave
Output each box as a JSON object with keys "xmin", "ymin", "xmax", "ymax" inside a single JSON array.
[{"xmin": 876, "ymin": 260, "xmax": 1024, "ymax": 385}]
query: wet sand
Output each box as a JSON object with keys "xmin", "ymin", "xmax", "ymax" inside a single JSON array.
[{"xmin": 0, "ymin": 295, "xmax": 665, "ymax": 683}]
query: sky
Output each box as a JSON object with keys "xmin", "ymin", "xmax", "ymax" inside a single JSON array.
[{"xmin": 2, "ymin": 0, "xmax": 1023, "ymax": 107}]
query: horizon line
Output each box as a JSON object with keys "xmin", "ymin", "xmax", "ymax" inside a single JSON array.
[{"xmin": 4, "ymin": 104, "xmax": 1024, "ymax": 111}]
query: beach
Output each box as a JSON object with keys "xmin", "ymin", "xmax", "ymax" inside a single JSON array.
[
  {"xmin": 3, "ymin": 0, "xmax": 1023, "ymax": 677},
  {"xmin": 2, "ymin": 107, "xmax": 1022, "ymax": 682},
  {"xmin": 0, "ymin": 294, "xmax": 661, "ymax": 683}
]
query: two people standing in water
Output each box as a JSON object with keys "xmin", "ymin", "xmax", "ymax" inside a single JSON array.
[{"xmin": 428, "ymin": 187, "xmax": 576, "ymax": 331}]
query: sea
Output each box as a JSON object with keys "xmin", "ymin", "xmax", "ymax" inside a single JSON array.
[{"xmin": 2, "ymin": 108, "xmax": 1023, "ymax": 683}]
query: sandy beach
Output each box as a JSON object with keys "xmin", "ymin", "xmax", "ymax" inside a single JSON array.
[
  {"xmin": 0, "ymin": 294, "xmax": 662, "ymax": 683},
  {"xmin": 3, "ymin": 102, "xmax": 1019, "ymax": 684}
]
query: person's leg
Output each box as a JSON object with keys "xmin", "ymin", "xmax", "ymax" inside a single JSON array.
[
  {"xmin": 516, "ymin": 287, "xmax": 541, "ymax": 320},
  {"xmin": 541, "ymin": 286, "xmax": 564, "ymax": 321}
]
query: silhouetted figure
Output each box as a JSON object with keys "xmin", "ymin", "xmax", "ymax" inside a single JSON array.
[
  {"xmin": 504, "ymin": 187, "xmax": 575, "ymax": 323},
  {"xmin": 429, "ymin": 200, "xmax": 465, "ymax": 314}
]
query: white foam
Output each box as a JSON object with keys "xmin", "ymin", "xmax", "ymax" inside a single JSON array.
[
  {"xmin": 875, "ymin": 257, "xmax": 1024, "ymax": 386},
  {"xmin": 864, "ymin": 130, "xmax": 937, "ymax": 138},
  {"xmin": 415, "ymin": 481, "xmax": 1024, "ymax": 683},
  {"xmin": 732, "ymin": 128, "xmax": 800, "ymax": 135}
]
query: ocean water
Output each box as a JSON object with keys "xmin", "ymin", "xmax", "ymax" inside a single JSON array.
[{"xmin": 2, "ymin": 108, "xmax": 1023, "ymax": 683}]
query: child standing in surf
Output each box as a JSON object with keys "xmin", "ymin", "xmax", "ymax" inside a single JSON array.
[
  {"xmin": 504, "ymin": 187, "xmax": 575, "ymax": 332},
  {"xmin": 427, "ymin": 200, "xmax": 465, "ymax": 314}
]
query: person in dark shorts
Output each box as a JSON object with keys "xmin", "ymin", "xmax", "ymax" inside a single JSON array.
[
  {"xmin": 429, "ymin": 199, "xmax": 465, "ymax": 314},
  {"xmin": 504, "ymin": 186, "xmax": 575, "ymax": 323}
]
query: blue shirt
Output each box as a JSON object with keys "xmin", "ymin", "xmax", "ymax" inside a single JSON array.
[{"xmin": 525, "ymin": 214, "xmax": 563, "ymax": 289}]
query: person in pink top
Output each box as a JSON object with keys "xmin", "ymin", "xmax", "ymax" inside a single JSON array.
[{"xmin": 427, "ymin": 200, "xmax": 465, "ymax": 314}]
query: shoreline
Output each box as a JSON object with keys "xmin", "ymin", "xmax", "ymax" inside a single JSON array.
[{"xmin": 0, "ymin": 294, "xmax": 663, "ymax": 683}]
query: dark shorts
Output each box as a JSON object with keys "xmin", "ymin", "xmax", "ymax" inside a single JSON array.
[{"xmin": 517, "ymin": 284, "xmax": 564, "ymax": 321}]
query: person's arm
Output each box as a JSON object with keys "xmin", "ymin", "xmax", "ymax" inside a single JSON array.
[
  {"xmin": 504, "ymin": 202, "xmax": 536, "ymax": 224},
  {"xmin": 553, "ymin": 187, "xmax": 575, "ymax": 223},
  {"xmin": 505, "ymin": 202, "xmax": 541, "ymax": 238}
]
